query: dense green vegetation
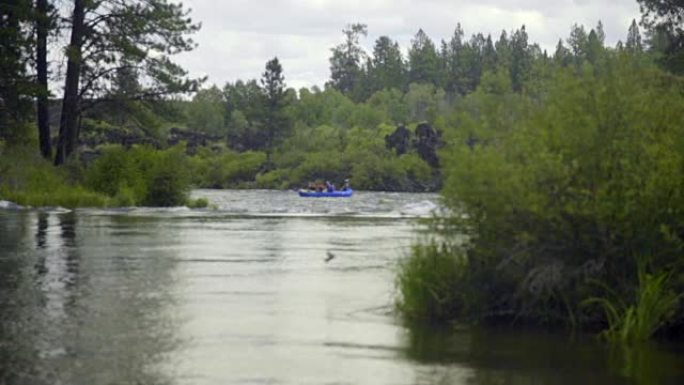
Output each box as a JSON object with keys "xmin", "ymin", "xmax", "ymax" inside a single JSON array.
[
  {"xmin": 0, "ymin": 143, "xmax": 204, "ymax": 208},
  {"xmin": 396, "ymin": 5, "xmax": 684, "ymax": 341},
  {"xmin": 0, "ymin": 145, "xmax": 110, "ymax": 208}
]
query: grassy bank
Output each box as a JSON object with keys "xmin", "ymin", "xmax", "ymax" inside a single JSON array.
[
  {"xmin": 0, "ymin": 145, "xmax": 110, "ymax": 208},
  {"xmin": 0, "ymin": 144, "xmax": 206, "ymax": 208}
]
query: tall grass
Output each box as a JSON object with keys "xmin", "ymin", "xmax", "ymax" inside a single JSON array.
[
  {"xmin": 583, "ymin": 261, "xmax": 682, "ymax": 343},
  {"xmin": 0, "ymin": 146, "xmax": 110, "ymax": 208},
  {"xmin": 396, "ymin": 242, "xmax": 468, "ymax": 322}
]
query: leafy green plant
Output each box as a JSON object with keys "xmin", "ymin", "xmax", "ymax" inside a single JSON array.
[
  {"xmin": 84, "ymin": 144, "xmax": 191, "ymax": 207},
  {"xmin": 583, "ymin": 262, "xmax": 682, "ymax": 342},
  {"xmin": 140, "ymin": 145, "xmax": 190, "ymax": 206}
]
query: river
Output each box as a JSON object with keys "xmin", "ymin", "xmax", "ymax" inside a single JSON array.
[{"xmin": 1, "ymin": 190, "xmax": 683, "ymax": 385}]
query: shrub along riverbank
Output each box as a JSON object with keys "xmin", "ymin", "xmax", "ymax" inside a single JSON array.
[
  {"xmin": 0, "ymin": 143, "xmax": 205, "ymax": 208},
  {"xmin": 397, "ymin": 53, "xmax": 684, "ymax": 342}
]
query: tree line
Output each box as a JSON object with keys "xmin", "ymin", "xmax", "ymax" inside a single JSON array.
[{"xmin": 183, "ymin": 2, "xmax": 683, "ymax": 160}]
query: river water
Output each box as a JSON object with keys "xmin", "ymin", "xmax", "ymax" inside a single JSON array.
[{"xmin": 1, "ymin": 190, "xmax": 683, "ymax": 385}]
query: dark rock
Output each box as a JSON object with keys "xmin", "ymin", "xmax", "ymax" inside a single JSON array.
[
  {"xmin": 385, "ymin": 125, "xmax": 412, "ymax": 156},
  {"xmin": 413, "ymin": 122, "xmax": 443, "ymax": 168},
  {"xmin": 79, "ymin": 126, "xmax": 160, "ymax": 149}
]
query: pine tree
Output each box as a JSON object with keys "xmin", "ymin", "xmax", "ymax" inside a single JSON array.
[
  {"xmin": 408, "ymin": 29, "xmax": 440, "ymax": 86},
  {"xmin": 482, "ymin": 35, "xmax": 497, "ymax": 73},
  {"xmin": 596, "ymin": 20, "xmax": 606, "ymax": 45},
  {"xmin": 586, "ymin": 29, "xmax": 605, "ymax": 65},
  {"xmin": 442, "ymin": 24, "xmax": 467, "ymax": 94},
  {"xmin": 368, "ymin": 36, "xmax": 406, "ymax": 93},
  {"xmin": 54, "ymin": 0, "xmax": 201, "ymax": 165},
  {"xmin": 328, "ymin": 23, "xmax": 368, "ymax": 99},
  {"xmin": 553, "ymin": 39, "xmax": 572, "ymax": 67},
  {"xmin": 626, "ymin": 19, "xmax": 643, "ymax": 53},
  {"xmin": 510, "ymin": 26, "xmax": 531, "ymax": 92},
  {"xmin": 261, "ymin": 57, "xmax": 290, "ymax": 156},
  {"xmin": 567, "ymin": 24, "xmax": 588, "ymax": 62},
  {"xmin": 495, "ymin": 30, "xmax": 512, "ymax": 70}
]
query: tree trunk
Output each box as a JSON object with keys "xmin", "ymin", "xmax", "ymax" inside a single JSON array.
[
  {"xmin": 54, "ymin": 0, "xmax": 85, "ymax": 166},
  {"xmin": 36, "ymin": 0, "xmax": 51, "ymax": 159}
]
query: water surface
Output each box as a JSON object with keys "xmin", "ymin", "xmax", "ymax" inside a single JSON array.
[{"xmin": 1, "ymin": 190, "xmax": 682, "ymax": 385}]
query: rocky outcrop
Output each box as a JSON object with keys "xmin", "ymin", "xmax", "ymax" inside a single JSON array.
[
  {"xmin": 385, "ymin": 122, "xmax": 443, "ymax": 168},
  {"xmin": 384, "ymin": 125, "xmax": 412, "ymax": 156},
  {"xmin": 80, "ymin": 129, "xmax": 160, "ymax": 148},
  {"xmin": 413, "ymin": 122, "xmax": 442, "ymax": 168}
]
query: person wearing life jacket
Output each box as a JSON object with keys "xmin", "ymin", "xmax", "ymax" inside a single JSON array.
[{"xmin": 325, "ymin": 181, "xmax": 335, "ymax": 192}]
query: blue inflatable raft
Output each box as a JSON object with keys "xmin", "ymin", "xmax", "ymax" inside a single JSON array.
[{"xmin": 298, "ymin": 189, "xmax": 353, "ymax": 198}]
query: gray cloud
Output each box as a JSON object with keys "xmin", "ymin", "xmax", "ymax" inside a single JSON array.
[{"xmin": 176, "ymin": 0, "xmax": 641, "ymax": 90}]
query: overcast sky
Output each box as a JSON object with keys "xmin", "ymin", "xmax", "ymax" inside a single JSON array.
[{"xmin": 175, "ymin": 0, "xmax": 642, "ymax": 91}]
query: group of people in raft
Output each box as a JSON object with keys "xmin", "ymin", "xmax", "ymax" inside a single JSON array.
[{"xmin": 305, "ymin": 179, "xmax": 350, "ymax": 193}]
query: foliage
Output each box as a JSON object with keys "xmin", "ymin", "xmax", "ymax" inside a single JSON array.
[
  {"xmin": 0, "ymin": 0, "xmax": 38, "ymax": 142},
  {"xmin": 368, "ymin": 36, "xmax": 406, "ymax": 93},
  {"xmin": 398, "ymin": 52, "xmax": 684, "ymax": 339},
  {"xmin": 403, "ymin": 83, "xmax": 447, "ymax": 122},
  {"xmin": 143, "ymin": 145, "xmax": 191, "ymax": 206},
  {"xmin": 396, "ymin": 243, "xmax": 468, "ymax": 322},
  {"xmin": 260, "ymin": 57, "xmax": 292, "ymax": 153},
  {"xmin": 408, "ymin": 29, "xmax": 441, "ymax": 86},
  {"xmin": 583, "ymin": 261, "xmax": 681, "ymax": 342},
  {"xmin": 186, "ymin": 86, "xmax": 226, "ymax": 135},
  {"xmin": 0, "ymin": 146, "xmax": 109, "ymax": 208},
  {"xmin": 189, "ymin": 147, "xmax": 266, "ymax": 188},
  {"xmin": 54, "ymin": 0, "xmax": 202, "ymax": 165},
  {"xmin": 638, "ymin": 0, "xmax": 684, "ymax": 72},
  {"xmin": 328, "ymin": 23, "xmax": 368, "ymax": 99},
  {"xmin": 85, "ymin": 144, "xmax": 191, "ymax": 206}
]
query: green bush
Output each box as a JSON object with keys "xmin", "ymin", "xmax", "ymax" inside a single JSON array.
[
  {"xmin": 0, "ymin": 146, "xmax": 110, "ymax": 208},
  {"xmin": 400, "ymin": 55, "xmax": 684, "ymax": 336},
  {"xmin": 255, "ymin": 169, "xmax": 289, "ymax": 189},
  {"xmin": 85, "ymin": 145, "xmax": 144, "ymax": 198},
  {"xmin": 397, "ymin": 243, "xmax": 469, "ymax": 322},
  {"xmin": 350, "ymin": 152, "xmax": 405, "ymax": 191},
  {"xmin": 189, "ymin": 148, "xmax": 266, "ymax": 188},
  {"xmin": 138, "ymin": 145, "xmax": 190, "ymax": 206},
  {"xmin": 85, "ymin": 144, "xmax": 191, "ymax": 207},
  {"xmin": 288, "ymin": 151, "xmax": 348, "ymax": 188}
]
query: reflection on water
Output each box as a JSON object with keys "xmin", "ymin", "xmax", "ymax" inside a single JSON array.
[
  {"xmin": 1, "ymin": 211, "xmax": 181, "ymax": 385},
  {"xmin": 1, "ymin": 190, "xmax": 683, "ymax": 385}
]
